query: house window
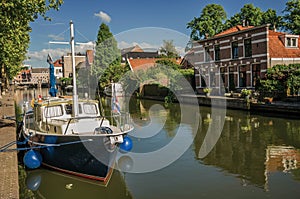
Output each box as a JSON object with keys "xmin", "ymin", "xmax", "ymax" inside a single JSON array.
[
  {"xmin": 214, "ymin": 45, "xmax": 220, "ymax": 61},
  {"xmin": 201, "ymin": 75, "xmax": 207, "ymax": 88},
  {"xmin": 231, "ymin": 41, "xmax": 239, "ymax": 59},
  {"xmin": 210, "ymin": 71, "xmax": 216, "ymax": 87},
  {"xmin": 205, "ymin": 47, "xmax": 211, "ymax": 62},
  {"xmin": 286, "ymin": 37, "xmax": 298, "ymax": 48},
  {"xmin": 252, "ymin": 64, "xmax": 261, "ymax": 87},
  {"xmin": 244, "ymin": 38, "xmax": 252, "ymax": 57}
]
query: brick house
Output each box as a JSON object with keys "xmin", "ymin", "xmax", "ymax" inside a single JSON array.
[
  {"xmin": 62, "ymin": 53, "xmax": 86, "ymax": 78},
  {"xmin": 191, "ymin": 24, "xmax": 300, "ymax": 94}
]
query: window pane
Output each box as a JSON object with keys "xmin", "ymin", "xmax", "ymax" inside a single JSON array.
[
  {"xmin": 45, "ymin": 106, "xmax": 63, "ymax": 118},
  {"xmin": 232, "ymin": 42, "xmax": 238, "ymax": 59},
  {"xmin": 244, "ymin": 39, "xmax": 252, "ymax": 57},
  {"xmin": 83, "ymin": 103, "xmax": 98, "ymax": 114},
  {"xmin": 205, "ymin": 47, "xmax": 211, "ymax": 62},
  {"xmin": 214, "ymin": 45, "xmax": 220, "ymax": 61}
]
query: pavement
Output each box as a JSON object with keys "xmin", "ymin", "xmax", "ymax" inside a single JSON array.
[{"xmin": 0, "ymin": 91, "xmax": 19, "ymax": 199}]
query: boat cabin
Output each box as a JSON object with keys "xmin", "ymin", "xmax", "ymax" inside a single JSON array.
[{"xmin": 33, "ymin": 98, "xmax": 110, "ymax": 135}]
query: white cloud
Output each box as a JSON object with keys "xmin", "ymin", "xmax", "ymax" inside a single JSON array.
[
  {"xmin": 48, "ymin": 34, "xmax": 65, "ymax": 41},
  {"xmin": 94, "ymin": 11, "xmax": 111, "ymax": 23},
  {"xmin": 25, "ymin": 41, "xmax": 95, "ymax": 68}
]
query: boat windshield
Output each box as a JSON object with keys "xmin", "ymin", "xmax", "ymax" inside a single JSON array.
[
  {"xmin": 64, "ymin": 104, "xmax": 82, "ymax": 115},
  {"xmin": 83, "ymin": 103, "xmax": 98, "ymax": 115},
  {"xmin": 44, "ymin": 105, "xmax": 63, "ymax": 118}
]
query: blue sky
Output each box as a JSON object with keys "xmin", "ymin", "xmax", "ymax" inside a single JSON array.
[{"xmin": 26, "ymin": 0, "xmax": 288, "ymax": 67}]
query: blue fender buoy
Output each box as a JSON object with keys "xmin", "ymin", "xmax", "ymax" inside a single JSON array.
[
  {"xmin": 26, "ymin": 172, "xmax": 42, "ymax": 191},
  {"xmin": 119, "ymin": 136, "xmax": 133, "ymax": 152},
  {"xmin": 23, "ymin": 150, "xmax": 42, "ymax": 169}
]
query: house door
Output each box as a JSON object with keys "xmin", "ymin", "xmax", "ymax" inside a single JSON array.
[
  {"xmin": 229, "ymin": 74, "xmax": 235, "ymax": 91},
  {"xmin": 239, "ymin": 71, "xmax": 246, "ymax": 87},
  {"xmin": 239, "ymin": 66, "xmax": 247, "ymax": 88}
]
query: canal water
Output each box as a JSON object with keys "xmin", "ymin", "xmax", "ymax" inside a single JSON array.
[{"xmin": 15, "ymin": 89, "xmax": 300, "ymax": 199}]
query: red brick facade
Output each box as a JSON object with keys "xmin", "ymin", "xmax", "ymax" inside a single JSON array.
[{"xmin": 189, "ymin": 24, "xmax": 300, "ymax": 94}]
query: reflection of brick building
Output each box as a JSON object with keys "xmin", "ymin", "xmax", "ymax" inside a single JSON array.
[
  {"xmin": 265, "ymin": 145, "xmax": 300, "ymax": 175},
  {"xmin": 192, "ymin": 24, "xmax": 300, "ymax": 94}
]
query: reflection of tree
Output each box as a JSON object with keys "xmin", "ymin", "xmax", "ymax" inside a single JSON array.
[
  {"xmin": 194, "ymin": 109, "xmax": 300, "ymax": 188},
  {"xmin": 127, "ymin": 98, "xmax": 196, "ymax": 138}
]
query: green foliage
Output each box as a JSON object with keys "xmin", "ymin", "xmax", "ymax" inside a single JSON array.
[
  {"xmin": 283, "ymin": 0, "xmax": 300, "ymax": 34},
  {"xmin": 155, "ymin": 59, "xmax": 180, "ymax": 70},
  {"xmin": 121, "ymin": 60, "xmax": 191, "ymax": 95},
  {"xmin": 241, "ymin": 88, "xmax": 252, "ymax": 96},
  {"xmin": 257, "ymin": 64, "xmax": 300, "ymax": 95},
  {"xmin": 187, "ymin": 4, "xmax": 227, "ymax": 40},
  {"xmin": 0, "ymin": 0, "xmax": 63, "ymax": 86},
  {"xmin": 60, "ymin": 77, "xmax": 72, "ymax": 84},
  {"xmin": 262, "ymin": 9, "xmax": 283, "ymax": 30},
  {"xmin": 159, "ymin": 40, "xmax": 179, "ymax": 58},
  {"xmin": 203, "ymin": 87, "xmax": 212, "ymax": 93},
  {"xmin": 188, "ymin": 3, "xmax": 284, "ymax": 40},
  {"xmin": 178, "ymin": 68, "xmax": 194, "ymax": 79},
  {"xmin": 92, "ymin": 23, "xmax": 124, "ymax": 90},
  {"xmin": 225, "ymin": 4, "xmax": 263, "ymax": 28}
]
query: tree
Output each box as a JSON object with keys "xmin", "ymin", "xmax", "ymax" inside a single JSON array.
[
  {"xmin": 283, "ymin": 0, "xmax": 300, "ymax": 34},
  {"xmin": 257, "ymin": 64, "xmax": 300, "ymax": 97},
  {"xmin": 0, "ymin": 0, "xmax": 63, "ymax": 90},
  {"xmin": 187, "ymin": 4, "xmax": 227, "ymax": 40},
  {"xmin": 92, "ymin": 23, "xmax": 123, "ymax": 89},
  {"xmin": 225, "ymin": 4, "xmax": 263, "ymax": 29},
  {"xmin": 262, "ymin": 9, "xmax": 283, "ymax": 30},
  {"xmin": 159, "ymin": 40, "xmax": 179, "ymax": 58}
]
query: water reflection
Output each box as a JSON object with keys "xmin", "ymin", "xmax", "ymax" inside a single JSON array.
[
  {"xmin": 20, "ymin": 168, "xmax": 132, "ymax": 199},
  {"xmin": 194, "ymin": 109, "xmax": 300, "ymax": 189}
]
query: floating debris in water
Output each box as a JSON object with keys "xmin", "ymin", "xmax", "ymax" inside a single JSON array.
[{"xmin": 65, "ymin": 184, "xmax": 73, "ymax": 190}]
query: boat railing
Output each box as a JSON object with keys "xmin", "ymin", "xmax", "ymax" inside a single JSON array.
[
  {"xmin": 24, "ymin": 111, "xmax": 133, "ymax": 135},
  {"xmin": 110, "ymin": 112, "xmax": 133, "ymax": 132}
]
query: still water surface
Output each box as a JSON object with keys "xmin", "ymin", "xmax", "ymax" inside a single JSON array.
[{"xmin": 16, "ymin": 89, "xmax": 300, "ymax": 199}]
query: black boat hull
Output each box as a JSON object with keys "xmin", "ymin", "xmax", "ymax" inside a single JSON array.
[{"xmin": 22, "ymin": 133, "xmax": 118, "ymax": 182}]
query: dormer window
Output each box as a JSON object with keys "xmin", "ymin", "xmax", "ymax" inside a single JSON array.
[{"xmin": 285, "ymin": 36, "xmax": 298, "ymax": 48}]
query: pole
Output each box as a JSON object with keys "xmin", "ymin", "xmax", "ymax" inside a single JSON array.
[{"xmin": 70, "ymin": 21, "xmax": 79, "ymax": 117}]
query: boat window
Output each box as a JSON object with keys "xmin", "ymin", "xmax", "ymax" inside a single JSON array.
[
  {"xmin": 44, "ymin": 106, "xmax": 63, "ymax": 118},
  {"xmin": 83, "ymin": 103, "xmax": 98, "ymax": 115},
  {"xmin": 65, "ymin": 104, "xmax": 72, "ymax": 114},
  {"xmin": 64, "ymin": 104, "xmax": 82, "ymax": 115}
]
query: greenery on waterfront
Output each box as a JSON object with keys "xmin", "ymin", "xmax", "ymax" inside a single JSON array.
[{"xmin": 257, "ymin": 64, "xmax": 300, "ymax": 96}]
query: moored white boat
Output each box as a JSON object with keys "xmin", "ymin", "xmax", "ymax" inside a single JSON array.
[
  {"xmin": 21, "ymin": 96, "xmax": 133, "ymax": 182},
  {"xmin": 19, "ymin": 20, "xmax": 133, "ymax": 183}
]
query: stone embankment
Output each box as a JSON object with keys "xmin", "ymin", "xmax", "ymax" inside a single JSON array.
[{"xmin": 0, "ymin": 91, "xmax": 19, "ymax": 199}]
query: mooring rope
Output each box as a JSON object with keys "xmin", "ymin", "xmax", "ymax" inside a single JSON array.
[{"xmin": 0, "ymin": 138, "xmax": 93, "ymax": 153}]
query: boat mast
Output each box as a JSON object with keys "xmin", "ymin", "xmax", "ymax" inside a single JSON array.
[{"xmin": 70, "ymin": 21, "xmax": 79, "ymax": 117}]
